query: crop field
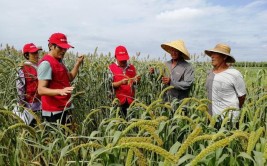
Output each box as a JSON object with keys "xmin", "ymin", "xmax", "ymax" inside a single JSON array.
[{"xmin": 0, "ymin": 45, "xmax": 267, "ymax": 166}]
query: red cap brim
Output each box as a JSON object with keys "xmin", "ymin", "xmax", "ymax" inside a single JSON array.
[
  {"xmin": 57, "ymin": 43, "xmax": 74, "ymax": 49},
  {"xmin": 28, "ymin": 47, "xmax": 42, "ymax": 53},
  {"xmin": 116, "ymin": 54, "xmax": 129, "ymax": 61}
]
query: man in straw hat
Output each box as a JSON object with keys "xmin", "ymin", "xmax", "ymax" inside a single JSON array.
[
  {"xmin": 159, "ymin": 40, "xmax": 194, "ymax": 102},
  {"xmin": 38, "ymin": 32, "xmax": 84, "ymax": 125},
  {"xmin": 205, "ymin": 43, "xmax": 246, "ymax": 127}
]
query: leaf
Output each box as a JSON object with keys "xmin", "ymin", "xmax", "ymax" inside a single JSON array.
[
  {"xmin": 112, "ymin": 131, "xmax": 122, "ymax": 145},
  {"xmin": 199, "ymin": 144, "xmax": 205, "ymax": 151},
  {"xmin": 217, "ymin": 154, "xmax": 229, "ymax": 165},
  {"xmin": 57, "ymin": 143, "xmax": 74, "ymax": 165},
  {"xmin": 90, "ymin": 131, "xmax": 102, "ymax": 137},
  {"xmin": 167, "ymin": 125, "xmax": 180, "ymax": 137},
  {"xmin": 158, "ymin": 162, "xmax": 165, "ymax": 166},
  {"xmin": 169, "ymin": 141, "xmax": 181, "ymax": 154},
  {"xmin": 105, "ymin": 120, "xmax": 116, "ymax": 134},
  {"xmin": 158, "ymin": 121, "xmax": 167, "ymax": 133},
  {"xmin": 237, "ymin": 152, "xmax": 255, "ymax": 163},
  {"xmin": 90, "ymin": 147, "xmax": 107, "ymax": 158},
  {"xmin": 177, "ymin": 154, "xmax": 195, "ymax": 165},
  {"xmin": 253, "ymin": 151, "xmax": 265, "ymax": 166},
  {"xmin": 60, "ymin": 143, "xmax": 73, "ymax": 158},
  {"xmin": 215, "ymin": 147, "xmax": 223, "ymax": 160}
]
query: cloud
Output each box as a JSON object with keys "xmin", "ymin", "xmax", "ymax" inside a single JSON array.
[
  {"xmin": 0, "ymin": 0, "xmax": 266, "ymax": 61},
  {"xmin": 156, "ymin": 8, "xmax": 205, "ymax": 21}
]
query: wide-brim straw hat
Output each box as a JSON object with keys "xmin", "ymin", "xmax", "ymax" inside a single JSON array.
[
  {"xmin": 204, "ymin": 43, "xmax": 235, "ymax": 63},
  {"xmin": 161, "ymin": 40, "xmax": 190, "ymax": 60}
]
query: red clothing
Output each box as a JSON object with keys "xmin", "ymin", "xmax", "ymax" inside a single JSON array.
[
  {"xmin": 109, "ymin": 63, "xmax": 136, "ymax": 105},
  {"xmin": 22, "ymin": 64, "xmax": 39, "ymax": 103},
  {"xmin": 39, "ymin": 55, "xmax": 71, "ymax": 111}
]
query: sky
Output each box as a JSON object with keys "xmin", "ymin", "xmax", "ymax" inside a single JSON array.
[{"xmin": 0, "ymin": 0, "xmax": 266, "ymax": 62}]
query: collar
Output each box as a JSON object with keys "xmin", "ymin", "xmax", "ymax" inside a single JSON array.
[
  {"xmin": 24, "ymin": 60, "xmax": 38, "ymax": 69},
  {"xmin": 115, "ymin": 61, "xmax": 130, "ymax": 69}
]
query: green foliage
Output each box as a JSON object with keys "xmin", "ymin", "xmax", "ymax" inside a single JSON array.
[{"xmin": 0, "ymin": 45, "xmax": 266, "ymax": 165}]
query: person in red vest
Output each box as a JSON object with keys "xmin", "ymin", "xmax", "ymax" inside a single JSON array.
[
  {"xmin": 37, "ymin": 33, "xmax": 84, "ymax": 125},
  {"xmin": 13, "ymin": 43, "xmax": 42, "ymax": 126},
  {"xmin": 109, "ymin": 45, "xmax": 140, "ymax": 117}
]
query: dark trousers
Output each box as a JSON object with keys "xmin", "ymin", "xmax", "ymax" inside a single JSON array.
[
  {"xmin": 29, "ymin": 110, "xmax": 41, "ymax": 127},
  {"xmin": 43, "ymin": 110, "xmax": 71, "ymax": 125},
  {"xmin": 120, "ymin": 101, "xmax": 130, "ymax": 118},
  {"xmin": 29, "ymin": 119, "xmax": 37, "ymax": 127}
]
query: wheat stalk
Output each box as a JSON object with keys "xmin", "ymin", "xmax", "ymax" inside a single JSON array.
[
  {"xmin": 247, "ymin": 127, "xmax": 265, "ymax": 155},
  {"xmin": 119, "ymin": 142, "xmax": 176, "ymax": 163},
  {"xmin": 175, "ymin": 126, "xmax": 202, "ymax": 162},
  {"xmin": 126, "ymin": 148, "xmax": 134, "ymax": 166}
]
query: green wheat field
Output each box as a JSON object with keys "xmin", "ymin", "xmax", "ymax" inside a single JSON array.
[{"xmin": 0, "ymin": 45, "xmax": 267, "ymax": 166}]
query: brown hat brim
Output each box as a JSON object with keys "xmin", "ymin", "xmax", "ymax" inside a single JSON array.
[
  {"xmin": 205, "ymin": 50, "xmax": 235, "ymax": 63},
  {"xmin": 161, "ymin": 44, "xmax": 190, "ymax": 60}
]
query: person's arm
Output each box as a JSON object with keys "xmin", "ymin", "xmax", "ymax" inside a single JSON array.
[
  {"xmin": 108, "ymin": 65, "xmax": 129, "ymax": 88},
  {"xmin": 38, "ymin": 61, "xmax": 74, "ymax": 96},
  {"xmin": 112, "ymin": 78, "xmax": 128, "ymax": 88},
  {"xmin": 68, "ymin": 56, "xmax": 84, "ymax": 82},
  {"xmin": 133, "ymin": 75, "xmax": 141, "ymax": 84},
  {"xmin": 233, "ymin": 70, "xmax": 247, "ymax": 109},
  {"xmin": 169, "ymin": 65, "xmax": 194, "ymax": 90},
  {"xmin": 38, "ymin": 80, "xmax": 74, "ymax": 96},
  {"xmin": 16, "ymin": 69, "xmax": 26, "ymax": 105},
  {"xmin": 132, "ymin": 66, "xmax": 140, "ymax": 85},
  {"xmin": 238, "ymin": 95, "xmax": 246, "ymax": 109}
]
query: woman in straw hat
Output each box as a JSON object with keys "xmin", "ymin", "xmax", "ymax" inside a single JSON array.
[
  {"xmin": 159, "ymin": 40, "xmax": 194, "ymax": 102},
  {"xmin": 205, "ymin": 43, "xmax": 246, "ymax": 127}
]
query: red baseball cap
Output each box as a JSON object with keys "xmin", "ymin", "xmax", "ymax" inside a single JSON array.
[
  {"xmin": 23, "ymin": 43, "xmax": 42, "ymax": 54},
  {"xmin": 48, "ymin": 33, "xmax": 74, "ymax": 49},
  {"xmin": 115, "ymin": 45, "xmax": 129, "ymax": 61}
]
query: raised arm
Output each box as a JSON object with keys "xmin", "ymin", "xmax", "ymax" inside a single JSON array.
[{"xmin": 68, "ymin": 56, "xmax": 84, "ymax": 82}]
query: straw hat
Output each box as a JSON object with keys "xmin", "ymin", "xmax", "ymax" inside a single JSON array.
[
  {"xmin": 204, "ymin": 43, "xmax": 235, "ymax": 63},
  {"xmin": 161, "ymin": 40, "xmax": 190, "ymax": 60}
]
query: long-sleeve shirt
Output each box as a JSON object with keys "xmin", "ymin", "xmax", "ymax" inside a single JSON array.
[
  {"xmin": 16, "ymin": 61, "xmax": 41, "ymax": 111},
  {"xmin": 164, "ymin": 59, "xmax": 194, "ymax": 101}
]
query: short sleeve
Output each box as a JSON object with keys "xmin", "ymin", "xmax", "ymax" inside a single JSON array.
[
  {"xmin": 38, "ymin": 61, "xmax": 52, "ymax": 80},
  {"xmin": 233, "ymin": 71, "xmax": 246, "ymax": 97}
]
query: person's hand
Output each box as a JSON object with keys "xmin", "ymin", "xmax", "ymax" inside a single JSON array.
[
  {"xmin": 162, "ymin": 77, "xmax": 171, "ymax": 85},
  {"xmin": 135, "ymin": 75, "xmax": 141, "ymax": 83},
  {"xmin": 59, "ymin": 87, "xmax": 74, "ymax": 96},
  {"xmin": 120, "ymin": 78, "xmax": 129, "ymax": 85},
  {"xmin": 18, "ymin": 100, "xmax": 26, "ymax": 107},
  {"xmin": 149, "ymin": 67, "xmax": 154, "ymax": 74},
  {"xmin": 77, "ymin": 55, "xmax": 84, "ymax": 65}
]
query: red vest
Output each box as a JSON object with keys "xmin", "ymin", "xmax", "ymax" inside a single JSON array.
[
  {"xmin": 22, "ymin": 64, "xmax": 40, "ymax": 103},
  {"xmin": 39, "ymin": 55, "xmax": 71, "ymax": 111},
  {"xmin": 109, "ymin": 63, "xmax": 136, "ymax": 105}
]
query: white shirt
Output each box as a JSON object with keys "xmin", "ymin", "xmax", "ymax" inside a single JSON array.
[{"xmin": 206, "ymin": 68, "xmax": 246, "ymax": 120}]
